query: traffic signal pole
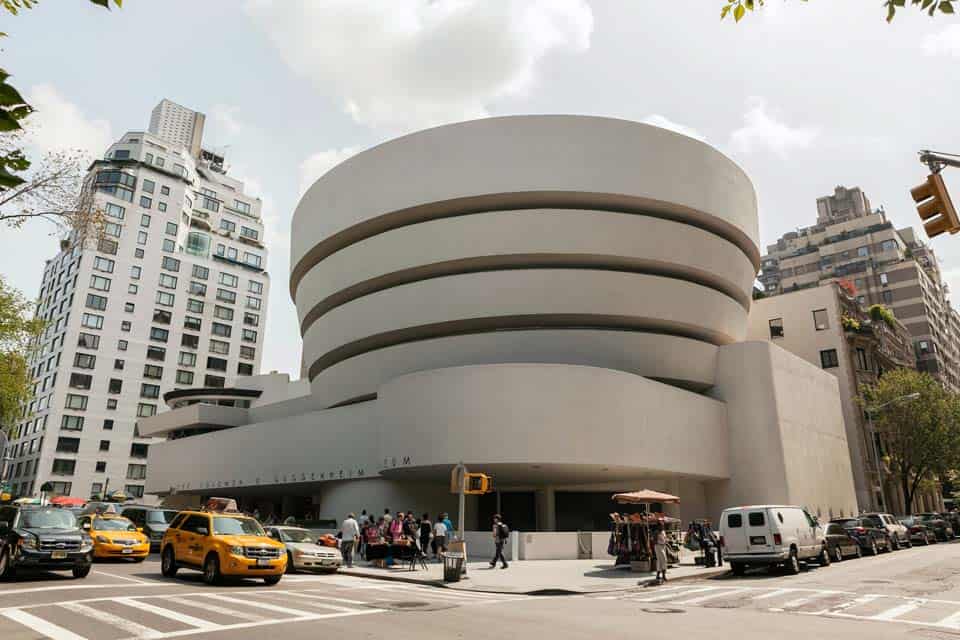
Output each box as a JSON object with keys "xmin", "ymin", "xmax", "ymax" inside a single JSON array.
[{"xmin": 912, "ymin": 150, "xmax": 960, "ymax": 238}]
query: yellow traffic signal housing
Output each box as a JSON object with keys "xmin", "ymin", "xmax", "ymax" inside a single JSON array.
[
  {"xmin": 911, "ymin": 173, "xmax": 960, "ymax": 238},
  {"xmin": 464, "ymin": 473, "xmax": 493, "ymax": 495}
]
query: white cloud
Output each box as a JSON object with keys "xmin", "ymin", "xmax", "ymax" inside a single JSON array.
[
  {"xmin": 641, "ymin": 114, "xmax": 706, "ymax": 142},
  {"xmin": 244, "ymin": 0, "xmax": 593, "ymax": 130},
  {"xmin": 23, "ymin": 84, "xmax": 112, "ymax": 160},
  {"xmin": 923, "ymin": 25, "xmax": 960, "ymax": 57},
  {"xmin": 298, "ymin": 147, "xmax": 361, "ymax": 197},
  {"xmin": 209, "ymin": 104, "xmax": 246, "ymax": 137},
  {"xmin": 729, "ymin": 97, "xmax": 818, "ymax": 156}
]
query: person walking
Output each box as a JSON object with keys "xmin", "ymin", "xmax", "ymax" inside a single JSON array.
[
  {"xmin": 340, "ymin": 513, "xmax": 360, "ymax": 568},
  {"xmin": 418, "ymin": 513, "xmax": 432, "ymax": 556},
  {"xmin": 432, "ymin": 515, "xmax": 448, "ymax": 559},
  {"xmin": 383, "ymin": 508, "xmax": 393, "ymax": 527},
  {"xmin": 442, "ymin": 513, "xmax": 455, "ymax": 539},
  {"xmin": 653, "ymin": 527, "xmax": 668, "ymax": 583},
  {"xmin": 490, "ymin": 514, "xmax": 510, "ymax": 569}
]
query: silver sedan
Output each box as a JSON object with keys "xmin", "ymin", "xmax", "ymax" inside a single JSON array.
[{"xmin": 265, "ymin": 526, "xmax": 342, "ymax": 573}]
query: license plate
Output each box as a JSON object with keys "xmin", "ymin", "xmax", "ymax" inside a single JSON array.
[
  {"xmin": 51, "ymin": 550, "xmax": 67, "ymax": 559},
  {"xmin": 750, "ymin": 536, "xmax": 767, "ymax": 545},
  {"xmin": 321, "ymin": 559, "xmax": 336, "ymax": 566},
  {"xmin": 122, "ymin": 548, "xmax": 133, "ymax": 554},
  {"xmin": 256, "ymin": 558, "xmax": 272, "ymax": 567}
]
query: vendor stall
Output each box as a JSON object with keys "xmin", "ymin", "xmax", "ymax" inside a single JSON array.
[{"xmin": 608, "ymin": 490, "xmax": 682, "ymax": 571}]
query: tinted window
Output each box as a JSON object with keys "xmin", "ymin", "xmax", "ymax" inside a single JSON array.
[
  {"xmin": 727, "ymin": 513, "xmax": 743, "ymax": 528},
  {"xmin": 0, "ymin": 507, "xmax": 15, "ymax": 527},
  {"xmin": 182, "ymin": 515, "xmax": 209, "ymax": 534},
  {"xmin": 862, "ymin": 515, "xmax": 883, "ymax": 527},
  {"xmin": 21, "ymin": 509, "xmax": 77, "ymax": 529},
  {"xmin": 169, "ymin": 513, "xmax": 188, "ymax": 530},
  {"xmin": 826, "ymin": 524, "xmax": 841, "ymax": 535},
  {"xmin": 748, "ymin": 512, "xmax": 765, "ymax": 527},
  {"xmin": 147, "ymin": 510, "xmax": 177, "ymax": 524},
  {"xmin": 834, "ymin": 519, "xmax": 859, "ymax": 528}
]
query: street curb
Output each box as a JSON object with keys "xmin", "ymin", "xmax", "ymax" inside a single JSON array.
[{"xmin": 335, "ymin": 565, "xmax": 730, "ymax": 596}]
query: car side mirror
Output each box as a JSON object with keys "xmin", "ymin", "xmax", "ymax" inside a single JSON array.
[
  {"xmin": 82, "ymin": 523, "xmax": 91, "ymax": 530},
  {"xmin": 197, "ymin": 527, "xmax": 208, "ymax": 536}
]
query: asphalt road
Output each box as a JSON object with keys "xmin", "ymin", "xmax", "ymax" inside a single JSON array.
[{"xmin": 3, "ymin": 541, "xmax": 960, "ymax": 639}]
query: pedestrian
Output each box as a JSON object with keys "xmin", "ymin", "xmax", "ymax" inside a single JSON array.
[
  {"xmin": 654, "ymin": 527, "xmax": 668, "ymax": 583},
  {"xmin": 283, "ymin": 515, "xmax": 296, "ymax": 525},
  {"xmin": 442, "ymin": 512, "xmax": 455, "ymax": 539},
  {"xmin": 432, "ymin": 515, "xmax": 448, "ymax": 558},
  {"xmin": 490, "ymin": 514, "xmax": 509, "ymax": 569},
  {"xmin": 340, "ymin": 512, "xmax": 360, "ymax": 568},
  {"xmin": 389, "ymin": 511, "xmax": 404, "ymax": 542},
  {"xmin": 419, "ymin": 512, "xmax": 432, "ymax": 556},
  {"xmin": 383, "ymin": 508, "xmax": 393, "ymax": 526}
]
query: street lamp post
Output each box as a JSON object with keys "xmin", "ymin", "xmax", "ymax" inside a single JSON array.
[{"xmin": 865, "ymin": 392, "xmax": 921, "ymax": 512}]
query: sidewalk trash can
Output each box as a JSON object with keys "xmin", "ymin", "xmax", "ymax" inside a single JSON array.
[{"xmin": 443, "ymin": 552, "xmax": 465, "ymax": 582}]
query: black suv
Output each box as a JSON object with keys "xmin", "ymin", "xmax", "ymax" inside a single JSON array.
[
  {"xmin": 121, "ymin": 505, "xmax": 179, "ymax": 552},
  {"xmin": 0, "ymin": 505, "xmax": 93, "ymax": 579}
]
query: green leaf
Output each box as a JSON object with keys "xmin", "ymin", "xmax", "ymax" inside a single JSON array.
[
  {"xmin": 0, "ymin": 108, "xmax": 22, "ymax": 132},
  {"xmin": 0, "ymin": 82, "xmax": 27, "ymax": 108},
  {"xmin": 941, "ymin": 1, "xmax": 955, "ymax": 13},
  {"xmin": 87, "ymin": 0, "xmax": 111, "ymax": 7},
  {"xmin": 0, "ymin": 164, "xmax": 25, "ymax": 189},
  {"xmin": 734, "ymin": 3, "xmax": 746, "ymax": 21},
  {"xmin": 922, "ymin": 0, "xmax": 936, "ymax": 8},
  {"xmin": 721, "ymin": 4, "xmax": 731, "ymax": 19}
]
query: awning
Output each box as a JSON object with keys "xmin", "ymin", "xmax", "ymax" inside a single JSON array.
[{"xmin": 612, "ymin": 490, "xmax": 681, "ymax": 504}]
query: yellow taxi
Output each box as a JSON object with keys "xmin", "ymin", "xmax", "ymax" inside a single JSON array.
[
  {"xmin": 77, "ymin": 514, "xmax": 150, "ymax": 561},
  {"xmin": 159, "ymin": 502, "xmax": 286, "ymax": 585}
]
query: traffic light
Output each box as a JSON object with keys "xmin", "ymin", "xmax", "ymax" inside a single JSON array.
[
  {"xmin": 464, "ymin": 473, "xmax": 493, "ymax": 495},
  {"xmin": 911, "ymin": 173, "xmax": 960, "ymax": 238}
]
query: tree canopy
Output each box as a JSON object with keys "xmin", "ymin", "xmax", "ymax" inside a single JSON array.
[
  {"xmin": 0, "ymin": 276, "xmax": 43, "ymax": 436},
  {"xmin": 721, "ymin": 0, "xmax": 956, "ymax": 23}
]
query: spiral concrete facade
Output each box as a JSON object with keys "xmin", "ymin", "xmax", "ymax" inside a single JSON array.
[{"xmin": 145, "ymin": 116, "xmax": 858, "ymax": 529}]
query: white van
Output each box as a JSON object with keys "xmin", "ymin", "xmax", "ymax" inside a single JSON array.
[{"xmin": 720, "ymin": 505, "xmax": 829, "ymax": 575}]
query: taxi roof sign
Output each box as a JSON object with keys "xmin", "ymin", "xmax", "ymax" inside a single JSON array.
[{"xmin": 203, "ymin": 497, "xmax": 240, "ymax": 513}]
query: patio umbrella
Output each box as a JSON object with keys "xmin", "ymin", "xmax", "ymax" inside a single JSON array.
[
  {"xmin": 611, "ymin": 490, "xmax": 681, "ymax": 504},
  {"xmin": 49, "ymin": 496, "xmax": 86, "ymax": 507},
  {"xmin": 13, "ymin": 497, "xmax": 41, "ymax": 505}
]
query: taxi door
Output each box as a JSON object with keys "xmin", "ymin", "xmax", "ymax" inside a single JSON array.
[{"xmin": 178, "ymin": 514, "xmax": 210, "ymax": 566}]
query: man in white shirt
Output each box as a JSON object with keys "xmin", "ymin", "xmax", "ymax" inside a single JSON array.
[
  {"xmin": 340, "ymin": 513, "xmax": 360, "ymax": 568},
  {"xmin": 432, "ymin": 518, "xmax": 448, "ymax": 558}
]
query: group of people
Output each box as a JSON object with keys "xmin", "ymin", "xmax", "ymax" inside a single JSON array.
[{"xmin": 339, "ymin": 509, "xmax": 455, "ymax": 567}]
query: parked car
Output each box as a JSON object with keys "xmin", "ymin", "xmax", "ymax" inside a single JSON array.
[
  {"xmin": 830, "ymin": 518, "xmax": 891, "ymax": 555},
  {"xmin": 860, "ymin": 512, "xmax": 911, "ymax": 549},
  {"xmin": 0, "ymin": 504, "xmax": 93, "ymax": 579},
  {"xmin": 121, "ymin": 505, "xmax": 179, "ymax": 552},
  {"xmin": 939, "ymin": 512, "xmax": 960, "ymax": 538},
  {"xmin": 899, "ymin": 516, "xmax": 936, "ymax": 545},
  {"xmin": 824, "ymin": 522, "xmax": 861, "ymax": 561},
  {"xmin": 264, "ymin": 526, "xmax": 343, "ymax": 573},
  {"xmin": 916, "ymin": 513, "xmax": 954, "ymax": 541},
  {"xmin": 720, "ymin": 505, "xmax": 829, "ymax": 575}
]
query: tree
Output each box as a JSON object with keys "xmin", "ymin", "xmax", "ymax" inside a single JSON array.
[
  {"xmin": 721, "ymin": 0, "xmax": 956, "ymax": 23},
  {"xmin": 861, "ymin": 369, "xmax": 960, "ymax": 514},
  {"xmin": 0, "ymin": 276, "xmax": 43, "ymax": 437}
]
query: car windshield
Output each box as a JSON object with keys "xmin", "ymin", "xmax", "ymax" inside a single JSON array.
[
  {"xmin": 918, "ymin": 514, "xmax": 938, "ymax": 521},
  {"xmin": 21, "ymin": 509, "xmax": 77, "ymax": 529},
  {"xmin": 280, "ymin": 528, "xmax": 315, "ymax": 543},
  {"xmin": 96, "ymin": 517, "xmax": 136, "ymax": 531},
  {"xmin": 861, "ymin": 515, "xmax": 883, "ymax": 527},
  {"xmin": 834, "ymin": 519, "xmax": 859, "ymax": 528},
  {"xmin": 212, "ymin": 516, "xmax": 264, "ymax": 536},
  {"xmin": 146, "ymin": 510, "xmax": 177, "ymax": 524},
  {"xmin": 900, "ymin": 517, "xmax": 916, "ymax": 526}
]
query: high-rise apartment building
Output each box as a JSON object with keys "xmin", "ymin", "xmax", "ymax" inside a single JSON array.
[
  {"xmin": 759, "ymin": 185, "xmax": 960, "ymax": 392},
  {"xmin": 149, "ymin": 99, "xmax": 206, "ymax": 159},
  {"xmin": 1, "ymin": 100, "xmax": 269, "ymax": 501}
]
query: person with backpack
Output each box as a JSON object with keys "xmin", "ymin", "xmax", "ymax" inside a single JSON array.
[{"xmin": 490, "ymin": 514, "xmax": 510, "ymax": 569}]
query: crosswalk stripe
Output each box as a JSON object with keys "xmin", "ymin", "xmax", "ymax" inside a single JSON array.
[
  {"xmin": 869, "ymin": 602, "xmax": 922, "ymax": 621},
  {"xmin": 936, "ymin": 610, "xmax": 960, "ymax": 629},
  {"xmin": 115, "ymin": 597, "xmax": 219, "ymax": 630},
  {"xmin": 2, "ymin": 609, "xmax": 87, "ymax": 640},
  {"xmin": 60, "ymin": 602, "xmax": 162, "ymax": 639},
  {"xmin": 779, "ymin": 592, "xmax": 839, "ymax": 609},
  {"xmin": 165, "ymin": 596, "xmax": 267, "ymax": 622},
  {"xmin": 286, "ymin": 592, "xmax": 370, "ymax": 605},
  {"xmin": 134, "ymin": 609, "xmax": 384, "ymax": 640},
  {"xmin": 633, "ymin": 587, "xmax": 715, "ymax": 603},
  {"xmin": 203, "ymin": 594, "xmax": 317, "ymax": 618},
  {"xmin": 675, "ymin": 588, "xmax": 747, "ymax": 605},
  {"xmin": 753, "ymin": 588, "xmax": 798, "ymax": 600},
  {"xmin": 249, "ymin": 592, "xmax": 361, "ymax": 613}
]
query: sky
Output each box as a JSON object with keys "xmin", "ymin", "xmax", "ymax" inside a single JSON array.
[{"xmin": 3, "ymin": 0, "xmax": 960, "ymax": 379}]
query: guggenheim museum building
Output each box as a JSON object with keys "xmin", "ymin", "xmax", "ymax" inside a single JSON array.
[{"xmin": 143, "ymin": 115, "xmax": 857, "ymax": 531}]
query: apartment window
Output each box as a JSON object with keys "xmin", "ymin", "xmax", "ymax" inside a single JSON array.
[
  {"xmin": 106, "ymin": 398, "xmax": 118, "ymax": 409},
  {"xmin": 880, "ymin": 273, "xmax": 889, "ymax": 286},
  {"xmin": 73, "ymin": 353, "xmax": 96, "ymax": 369},
  {"xmin": 136, "ymin": 404, "xmax": 156, "ymax": 418},
  {"xmin": 165, "ymin": 222, "xmax": 178, "ymax": 236},
  {"xmin": 206, "ymin": 356, "xmax": 228, "ymax": 372},
  {"xmin": 162, "ymin": 256, "xmax": 181, "ymax": 272},
  {"xmin": 140, "ymin": 383, "xmax": 160, "ymax": 399},
  {"xmin": 158, "ymin": 273, "xmax": 178, "ymax": 289},
  {"xmin": 244, "ymin": 253, "xmax": 262, "ymax": 269},
  {"xmin": 125, "ymin": 485, "xmax": 145, "ymax": 498},
  {"xmin": 220, "ymin": 219, "xmax": 236, "ymax": 233},
  {"xmin": 142, "ymin": 178, "xmax": 155, "ymax": 194},
  {"xmin": 238, "ymin": 362, "xmax": 254, "ymax": 376},
  {"xmin": 192, "ymin": 265, "xmax": 209, "ymax": 280},
  {"xmin": 239, "ymin": 345, "xmax": 255, "ymax": 360},
  {"xmin": 219, "ymin": 272, "xmax": 238, "ymax": 287},
  {"xmin": 881, "ymin": 239, "xmax": 897, "ymax": 252},
  {"xmin": 69, "ymin": 373, "xmax": 92, "ymax": 390},
  {"xmin": 108, "ymin": 378, "xmax": 123, "ymax": 393},
  {"xmin": 146, "ymin": 346, "xmax": 166, "ymax": 361},
  {"xmin": 98, "ymin": 238, "xmax": 119, "ymax": 255},
  {"xmin": 124, "ymin": 302, "xmax": 135, "ymax": 313},
  {"xmin": 161, "ymin": 185, "xmax": 170, "ymax": 196},
  {"xmin": 820, "ymin": 348, "xmax": 839, "ymax": 369},
  {"xmin": 140, "ymin": 195, "xmax": 152, "ymax": 209},
  {"xmin": 104, "ymin": 222, "xmax": 122, "ymax": 238},
  {"xmin": 89, "ymin": 275, "xmax": 111, "ymax": 291},
  {"xmin": 113, "ymin": 149, "xmax": 130, "ymax": 159},
  {"xmin": 65, "ymin": 394, "xmax": 88, "ymax": 410},
  {"xmin": 130, "ymin": 265, "xmax": 142, "ymax": 280},
  {"xmin": 77, "ymin": 333, "xmax": 100, "ymax": 350},
  {"xmin": 85, "ymin": 294, "xmax": 107, "ymax": 311},
  {"xmin": 93, "ymin": 256, "xmax": 115, "ymax": 273},
  {"xmin": 95, "ymin": 462, "xmax": 106, "ymax": 473},
  {"xmin": 242, "ymin": 329, "xmax": 257, "ymax": 342},
  {"xmin": 158, "ymin": 201, "xmax": 167, "ymax": 212},
  {"xmin": 176, "ymin": 370, "xmax": 194, "ymax": 385},
  {"xmin": 52, "ymin": 459, "xmax": 76, "ymax": 476},
  {"xmin": 856, "ymin": 347, "xmax": 870, "ymax": 371},
  {"xmin": 56, "ymin": 437, "xmax": 80, "ymax": 453},
  {"xmin": 211, "ymin": 322, "xmax": 232, "ymax": 338},
  {"xmin": 882, "ymin": 290, "xmax": 894, "ymax": 305},
  {"xmin": 233, "ymin": 200, "xmax": 251, "ymax": 215},
  {"xmin": 184, "ymin": 316, "xmax": 201, "ymax": 331},
  {"xmin": 240, "ymin": 226, "xmax": 259, "ymax": 241},
  {"xmin": 245, "ymin": 296, "xmax": 261, "ymax": 310},
  {"xmin": 178, "ymin": 351, "xmax": 198, "ymax": 367},
  {"xmin": 857, "ymin": 246, "xmax": 870, "ymax": 257},
  {"xmin": 156, "ymin": 291, "xmax": 175, "ymax": 307},
  {"xmin": 48, "ymin": 481, "xmax": 72, "ymax": 495},
  {"xmin": 156, "ymin": 156, "xmax": 165, "ymax": 168},
  {"xmin": 143, "ymin": 364, "xmax": 163, "ymax": 380},
  {"xmin": 181, "ymin": 333, "xmax": 199, "ymax": 349},
  {"xmin": 813, "ymin": 309, "xmax": 829, "ymax": 331},
  {"xmin": 919, "ymin": 340, "xmax": 931, "ymax": 355},
  {"xmin": 81, "ymin": 313, "xmax": 103, "ymax": 329},
  {"xmin": 103, "ymin": 419, "xmax": 114, "ymax": 430},
  {"xmin": 140, "ymin": 214, "xmax": 151, "ymax": 228},
  {"xmin": 214, "ymin": 306, "xmax": 233, "ymax": 321},
  {"xmin": 104, "ymin": 202, "xmax": 125, "ymax": 220},
  {"xmin": 61, "ymin": 415, "xmax": 84, "ymax": 431},
  {"xmin": 121, "ymin": 320, "xmax": 132, "ymax": 332},
  {"xmin": 216, "ymin": 288, "xmax": 236, "ymax": 304},
  {"xmin": 204, "ymin": 375, "xmax": 225, "ymax": 388},
  {"xmin": 209, "ymin": 339, "xmax": 229, "ymax": 355},
  {"xmin": 99, "ymin": 440, "xmax": 110, "ymax": 452},
  {"xmin": 857, "ymin": 295, "xmax": 866, "ymax": 305},
  {"xmin": 117, "ymin": 339, "xmax": 128, "ymax": 351},
  {"xmin": 768, "ymin": 318, "xmax": 784, "ymax": 339},
  {"xmin": 248, "ymin": 280, "xmax": 263, "ymax": 294},
  {"xmin": 130, "ymin": 443, "xmax": 149, "ymax": 459},
  {"xmin": 153, "ymin": 309, "xmax": 172, "ymax": 324},
  {"xmin": 113, "ymin": 359, "xmax": 124, "ymax": 371},
  {"xmin": 189, "ymin": 281, "xmax": 207, "ymax": 296}
]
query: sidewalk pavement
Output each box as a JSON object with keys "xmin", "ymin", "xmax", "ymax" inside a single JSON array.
[{"xmin": 338, "ymin": 554, "xmax": 728, "ymax": 594}]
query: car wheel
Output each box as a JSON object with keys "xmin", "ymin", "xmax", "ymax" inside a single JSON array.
[
  {"xmin": 161, "ymin": 547, "xmax": 178, "ymax": 577},
  {"xmin": 870, "ymin": 540, "xmax": 878, "ymax": 556},
  {"xmin": 0, "ymin": 546, "xmax": 15, "ymax": 579},
  {"xmin": 834, "ymin": 546, "xmax": 843, "ymax": 563},
  {"xmin": 819, "ymin": 546, "xmax": 831, "ymax": 566},
  {"xmin": 72, "ymin": 564, "xmax": 91, "ymax": 579},
  {"xmin": 891, "ymin": 536, "xmax": 900, "ymax": 551},
  {"xmin": 730, "ymin": 562, "xmax": 746, "ymax": 576},
  {"xmin": 286, "ymin": 552, "xmax": 296, "ymax": 574},
  {"xmin": 787, "ymin": 549, "xmax": 800, "ymax": 575},
  {"xmin": 203, "ymin": 553, "xmax": 221, "ymax": 586},
  {"xmin": 263, "ymin": 575, "xmax": 282, "ymax": 586},
  {"xmin": 905, "ymin": 538, "xmax": 913, "ymax": 548}
]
